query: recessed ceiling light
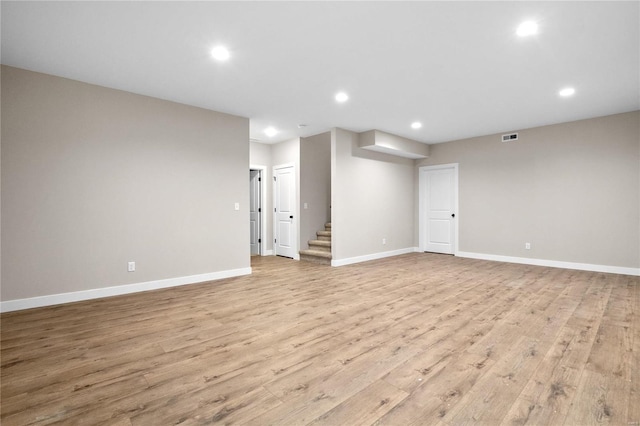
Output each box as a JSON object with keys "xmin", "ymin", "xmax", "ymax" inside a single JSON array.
[
  {"xmin": 264, "ymin": 127, "xmax": 278, "ymax": 137},
  {"xmin": 559, "ymin": 87, "xmax": 576, "ymax": 97},
  {"xmin": 411, "ymin": 122, "xmax": 422, "ymax": 129},
  {"xmin": 211, "ymin": 46, "xmax": 230, "ymax": 61},
  {"xmin": 517, "ymin": 21, "xmax": 538, "ymax": 37},
  {"xmin": 335, "ymin": 92, "xmax": 349, "ymax": 103}
]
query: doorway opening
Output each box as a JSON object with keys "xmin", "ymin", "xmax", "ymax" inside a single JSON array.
[{"xmin": 250, "ymin": 168, "xmax": 264, "ymax": 256}]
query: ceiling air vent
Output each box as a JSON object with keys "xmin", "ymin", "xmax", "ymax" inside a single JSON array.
[{"xmin": 502, "ymin": 133, "xmax": 518, "ymax": 142}]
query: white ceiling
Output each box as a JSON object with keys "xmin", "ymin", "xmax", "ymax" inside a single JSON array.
[{"xmin": 2, "ymin": 1, "xmax": 638, "ymax": 144}]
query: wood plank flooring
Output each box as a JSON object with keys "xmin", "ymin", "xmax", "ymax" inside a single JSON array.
[{"xmin": 1, "ymin": 253, "xmax": 638, "ymax": 425}]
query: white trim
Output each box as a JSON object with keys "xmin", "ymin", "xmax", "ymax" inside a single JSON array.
[
  {"xmin": 418, "ymin": 163, "xmax": 459, "ymax": 255},
  {"xmin": 331, "ymin": 247, "xmax": 415, "ymax": 267},
  {"xmin": 456, "ymin": 251, "xmax": 640, "ymax": 276},
  {"xmin": 250, "ymin": 165, "xmax": 268, "ymax": 256},
  {"xmin": 0, "ymin": 267, "xmax": 252, "ymax": 313},
  {"xmin": 263, "ymin": 249, "xmax": 274, "ymax": 256}
]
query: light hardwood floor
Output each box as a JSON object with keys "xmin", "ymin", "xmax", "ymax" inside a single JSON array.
[{"xmin": 1, "ymin": 253, "xmax": 638, "ymax": 425}]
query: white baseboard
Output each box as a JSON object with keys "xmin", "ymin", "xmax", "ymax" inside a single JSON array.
[
  {"xmin": 456, "ymin": 251, "xmax": 640, "ymax": 276},
  {"xmin": 0, "ymin": 267, "xmax": 252, "ymax": 313},
  {"xmin": 332, "ymin": 247, "xmax": 416, "ymax": 267},
  {"xmin": 262, "ymin": 250, "xmax": 274, "ymax": 256}
]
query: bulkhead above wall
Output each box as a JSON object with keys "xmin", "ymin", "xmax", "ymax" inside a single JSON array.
[{"xmin": 358, "ymin": 130, "xmax": 430, "ymax": 159}]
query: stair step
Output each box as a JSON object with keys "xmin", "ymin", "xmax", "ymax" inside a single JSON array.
[
  {"xmin": 309, "ymin": 239, "xmax": 331, "ymax": 247},
  {"xmin": 299, "ymin": 249, "xmax": 332, "ymax": 259},
  {"xmin": 300, "ymin": 255, "xmax": 331, "ymax": 265},
  {"xmin": 325, "ymin": 223, "xmax": 332, "ymax": 230},
  {"xmin": 308, "ymin": 240, "xmax": 331, "ymax": 252},
  {"xmin": 299, "ymin": 249, "xmax": 332, "ymax": 265},
  {"xmin": 316, "ymin": 230, "xmax": 331, "ymax": 242}
]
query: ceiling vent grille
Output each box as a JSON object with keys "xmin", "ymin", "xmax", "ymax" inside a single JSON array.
[{"xmin": 502, "ymin": 133, "xmax": 518, "ymax": 142}]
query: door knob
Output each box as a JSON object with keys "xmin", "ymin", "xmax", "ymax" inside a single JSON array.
[
  {"xmin": 290, "ymin": 215, "xmax": 294, "ymax": 219},
  {"xmin": 451, "ymin": 213, "xmax": 455, "ymax": 218}
]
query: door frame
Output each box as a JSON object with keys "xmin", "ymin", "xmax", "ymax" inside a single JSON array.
[
  {"xmin": 419, "ymin": 163, "xmax": 459, "ymax": 254},
  {"xmin": 273, "ymin": 163, "xmax": 299, "ymax": 260},
  {"xmin": 250, "ymin": 165, "xmax": 267, "ymax": 256}
]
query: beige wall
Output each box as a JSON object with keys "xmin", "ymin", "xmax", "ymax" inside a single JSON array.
[
  {"xmin": 1, "ymin": 66, "xmax": 250, "ymax": 301},
  {"xmin": 249, "ymin": 141, "xmax": 271, "ymax": 168},
  {"xmin": 271, "ymin": 138, "xmax": 300, "ymax": 169},
  {"xmin": 416, "ymin": 111, "xmax": 640, "ymax": 268},
  {"xmin": 300, "ymin": 132, "xmax": 331, "ymax": 249},
  {"xmin": 332, "ymin": 128, "xmax": 415, "ymax": 261}
]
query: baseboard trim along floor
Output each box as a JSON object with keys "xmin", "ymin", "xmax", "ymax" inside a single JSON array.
[
  {"xmin": 331, "ymin": 247, "xmax": 416, "ymax": 267},
  {"xmin": 0, "ymin": 267, "xmax": 252, "ymax": 313},
  {"xmin": 456, "ymin": 251, "xmax": 639, "ymax": 276}
]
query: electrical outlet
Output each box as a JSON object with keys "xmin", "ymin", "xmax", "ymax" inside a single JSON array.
[
  {"xmin": 382, "ymin": 238, "xmax": 386, "ymax": 245},
  {"xmin": 128, "ymin": 261, "xmax": 136, "ymax": 272},
  {"xmin": 525, "ymin": 242, "xmax": 531, "ymax": 250},
  {"xmin": 234, "ymin": 202, "xmax": 240, "ymax": 211},
  {"xmin": 304, "ymin": 203, "xmax": 308, "ymax": 209}
]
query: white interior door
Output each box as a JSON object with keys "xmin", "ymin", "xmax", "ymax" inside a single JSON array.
[
  {"xmin": 274, "ymin": 165, "xmax": 296, "ymax": 258},
  {"xmin": 421, "ymin": 165, "xmax": 457, "ymax": 254},
  {"xmin": 249, "ymin": 170, "xmax": 261, "ymax": 255}
]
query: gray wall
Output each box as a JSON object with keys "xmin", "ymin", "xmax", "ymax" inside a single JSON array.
[
  {"xmin": 1, "ymin": 66, "xmax": 250, "ymax": 301},
  {"xmin": 332, "ymin": 128, "xmax": 415, "ymax": 260},
  {"xmin": 300, "ymin": 132, "xmax": 331, "ymax": 249},
  {"xmin": 416, "ymin": 111, "xmax": 640, "ymax": 268}
]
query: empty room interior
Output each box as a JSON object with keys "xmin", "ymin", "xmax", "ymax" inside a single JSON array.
[{"xmin": 1, "ymin": 1, "xmax": 639, "ymax": 425}]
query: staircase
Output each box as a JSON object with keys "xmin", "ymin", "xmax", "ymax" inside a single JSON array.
[{"xmin": 299, "ymin": 223, "xmax": 332, "ymax": 265}]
